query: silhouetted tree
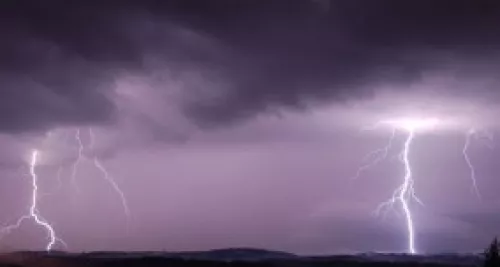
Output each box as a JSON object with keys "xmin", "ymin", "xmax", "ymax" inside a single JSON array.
[{"xmin": 485, "ymin": 237, "xmax": 500, "ymax": 267}]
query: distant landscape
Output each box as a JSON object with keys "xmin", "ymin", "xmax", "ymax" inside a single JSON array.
[{"xmin": 0, "ymin": 249, "xmax": 484, "ymax": 267}]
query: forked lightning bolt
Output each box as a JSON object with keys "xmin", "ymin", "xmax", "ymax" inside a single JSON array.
[
  {"xmin": 373, "ymin": 129, "xmax": 421, "ymax": 254},
  {"xmin": 0, "ymin": 150, "xmax": 66, "ymax": 251},
  {"xmin": 354, "ymin": 117, "xmax": 490, "ymax": 254},
  {"xmin": 354, "ymin": 118, "xmax": 438, "ymax": 254},
  {"xmin": 0, "ymin": 128, "xmax": 130, "ymax": 250}
]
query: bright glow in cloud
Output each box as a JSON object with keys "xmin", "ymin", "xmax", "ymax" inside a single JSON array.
[{"xmin": 380, "ymin": 117, "xmax": 441, "ymax": 132}]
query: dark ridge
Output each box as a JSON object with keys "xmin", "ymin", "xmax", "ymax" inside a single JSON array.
[{"xmin": 0, "ymin": 250, "xmax": 484, "ymax": 267}]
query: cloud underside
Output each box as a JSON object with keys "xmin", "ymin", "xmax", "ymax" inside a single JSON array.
[{"xmin": 2, "ymin": 0, "xmax": 500, "ymax": 132}]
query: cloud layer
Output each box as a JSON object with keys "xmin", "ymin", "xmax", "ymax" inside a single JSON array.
[{"xmin": 2, "ymin": 0, "xmax": 500, "ymax": 133}]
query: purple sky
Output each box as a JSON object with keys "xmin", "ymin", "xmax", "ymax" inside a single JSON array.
[{"xmin": 0, "ymin": 0, "xmax": 500, "ymax": 254}]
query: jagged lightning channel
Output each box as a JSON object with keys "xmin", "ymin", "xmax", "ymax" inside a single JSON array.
[
  {"xmin": 0, "ymin": 150, "xmax": 66, "ymax": 251},
  {"xmin": 373, "ymin": 129, "xmax": 420, "ymax": 255},
  {"xmin": 70, "ymin": 128, "xmax": 130, "ymax": 226},
  {"xmin": 351, "ymin": 129, "xmax": 396, "ymax": 180},
  {"xmin": 88, "ymin": 128, "xmax": 130, "ymax": 220},
  {"xmin": 400, "ymin": 131, "xmax": 417, "ymax": 254},
  {"xmin": 463, "ymin": 129, "xmax": 481, "ymax": 199},
  {"xmin": 354, "ymin": 118, "xmax": 439, "ymax": 254},
  {"xmin": 354, "ymin": 117, "xmax": 493, "ymax": 254},
  {"xmin": 71, "ymin": 129, "xmax": 84, "ymax": 194},
  {"xmin": 462, "ymin": 128, "xmax": 495, "ymax": 199},
  {"xmin": 92, "ymin": 158, "xmax": 131, "ymax": 219}
]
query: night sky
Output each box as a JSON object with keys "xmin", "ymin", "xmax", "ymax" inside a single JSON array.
[{"xmin": 1, "ymin": 0, "xmax": 500, "ymax": 254}]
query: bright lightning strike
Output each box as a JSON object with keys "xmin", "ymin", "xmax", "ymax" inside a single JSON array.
[
  {"xmin": 1, "ymin": 128, "xmax": 130, "ymax": 250},
  {"xmin": 374, "ymin": 129, "xmax": 420, "ymax": 255},
  {"xmin": 355, "ymin": 117, "xmax": 440, "ymax": 255},
  {"xmin": 355, "ymin": 116, "xmax": 492, "ymax": 254},
  {"xmin": 29, "ymin": 150, "xmax": 59, "ymax": 250},
  {"xmin": 400, "ymin": 131, "xmax": 417, "ymax": 254},
  {"xmin": 0, "ymin": 150, "xmax": 66, "ymax": 251}
]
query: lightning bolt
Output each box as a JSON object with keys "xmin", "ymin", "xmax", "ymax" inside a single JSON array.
[
  {"xmin": 353, "ymin": 117, "xmax": 491, "ymax": 254},
  {"xmin": 462, "ymin": 128, "xmax": 494, "ymax": 199},
  {"xmin": 92, "ymin": 158, "xmax": 131, "ymax": 220},
  {"xmin": 475, "ymin": 128, "xmax": 495, "ymax": 149},
  {"xmin": 71, "ymin": 129, "xmax": 84, "ymax": 194},
  {"xmin": 351, "ymin": 129, "xmax": 396, "ymax": 180},
  {"xmin": 70, "ymin": 128, "xmax": 130, "ymax": 228},
  {"xmin": 353, "ymin": 118, "xmax": 439, "ymax": 254},
  {"xmin": 373, "ymin": 129, "xmax": 421, "ymax": 254},
  {"xmin": 88, "ymin": 128, "xmax": 130, "ymax": 225},
  {"xmin": 55, "ymin": 166, "xmax": 64, "ymax": 193},
  {"xmin": 398, "ymin": 131, "xmax": 418, "ymax": 254},
  {"xmin": 28, "ymin": 150, "xmax": 61, "ymax": 250},
  {"xmin": 0, "ymin": 127, "xmax": 130, "ymax": 250},
  {"xmin": 463, "ymin": 129, "xmax": 481, "ymax": 199},
  {"xmin": 0, "ymin": 150, "xmax": 66, "ymax": 251}
]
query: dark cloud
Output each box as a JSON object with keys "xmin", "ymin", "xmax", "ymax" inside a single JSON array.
[
  {"xmin": 2, "ymin": 0, "xmax": 500, "ymax": 132},
  {"xmin": 184, "ymin": 0, "xmax": 500, "ymax": 126}
]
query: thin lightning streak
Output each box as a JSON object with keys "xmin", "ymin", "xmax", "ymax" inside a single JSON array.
[
  {"xmin": 88, "ymin": 128, "xmax": 130, "ymax": 223},
  {"xmin": 0, "ymin": 150, "xmax": 66, "ymax": 251},
  {"xmin": 67, "ymin": 128, "xmax": 130, "ymax": 229},
  {"xmin": 476, "ymin": 129, "xmax": 495, "ymax": 149},
  {"xmin": 355, "ymin": 118, "xmax": 439, "ymax": 254},
  {"xmin": 93, "ymin": 158, "xmax": 131, "ymax": 219},
  {"xmin": 0, "ymin": 215, "xmax": 30, "ymax": 239},
  {"xmin": 55, "ymin": 166, "xmax": 64, "ymax": 192},
  {"xmin": 351, "ymin": 129, "xmax": 396, "ymax": 180},
  {"xmin": 71, "ymin": 129, "xmax": 84, "ymax": 193},
  {"xmin": 89, "ymin": 127, "xmax": 95, "ymax": 149},
  {"xmin": 463, "ymin": 130, "xmax": 481, "ymax": 199}
]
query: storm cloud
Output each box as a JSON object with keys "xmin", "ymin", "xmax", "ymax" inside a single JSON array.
[{"xmin": 2, "ymin": 0, "xmax": 500, "ymax": 133}]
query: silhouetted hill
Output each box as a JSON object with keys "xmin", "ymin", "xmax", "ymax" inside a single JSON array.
[
  {"xmin": 0, "ymin": 249, "xmax": 484, "ymax": 267},
  {"xmin": 61, "ymin": 248, "xmax": 296, "ymax": 261},
  {"xmin": 175, "ymin": 248, "xmax": 297, "ymax": 261}
]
